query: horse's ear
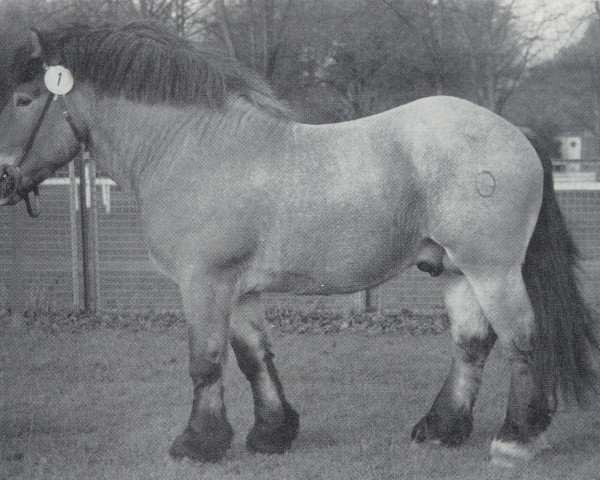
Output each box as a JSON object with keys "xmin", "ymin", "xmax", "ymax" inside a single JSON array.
[
  {"xmin": 30, "ymin": 28, "xmax": 63, "ymax": 66},
  {"xmin": 30, "ymin": 29, "xmax": 44, "ymax": 59},
  {"xmin": 29, "ymin": 28, "xmax": 55, "ymax": 64}
]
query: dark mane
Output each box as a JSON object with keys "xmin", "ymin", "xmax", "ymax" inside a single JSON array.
[{"xmin": 15, "ymin": 20, "xmax": 289, "ymax": 116}]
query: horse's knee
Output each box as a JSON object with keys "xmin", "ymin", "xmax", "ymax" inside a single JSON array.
[
  {"xmin": 188, "ymin": 329, "xmax": 227, "ymax": 381},
  {"xmin": 189, "ymin": 355, "xmax": 222, "ymax": 386},
  {"xmin": 230, "ymin": 296, "xmax": 271, "ymax": 379}
]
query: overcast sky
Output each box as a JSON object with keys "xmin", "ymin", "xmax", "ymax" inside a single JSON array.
[{"xmin": 516, "ymin": 0, "xmax": 593, "ymax": 60}]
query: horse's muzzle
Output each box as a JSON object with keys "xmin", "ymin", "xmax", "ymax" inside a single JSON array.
[
  {"xmin": 0, "ymin": 164, "xmax": 40, "ymax": 217},
  {"xmin": 0, "ymin": 164, "xmax": 20, "ymax": 205}
]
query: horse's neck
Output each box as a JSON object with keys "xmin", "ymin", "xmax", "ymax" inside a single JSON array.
[
  {"xmin": 84, "ymin": 98, "xmax": 195, "ymax": 195},
  {"xmin": 85, "ymin": 96, "xmax": 292, "ymax": 199}
]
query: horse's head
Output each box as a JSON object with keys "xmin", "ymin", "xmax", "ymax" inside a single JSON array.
[{"xmin": 0, "ymin": 30, "xmax": 83, "ymax": 216}]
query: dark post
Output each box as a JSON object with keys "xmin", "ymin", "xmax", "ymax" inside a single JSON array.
[
  {"xmin": 7, "ymin": 206, "xmax": 24, "ymax": 314},
  {"xmin": 364, "ymin": 288, "xmax": 376, "ymax": 312},
  {"xmin": 76, "ymin": 148, "xmax": 95, "ymax": 313}
]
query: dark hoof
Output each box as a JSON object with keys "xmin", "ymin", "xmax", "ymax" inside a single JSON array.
[
  {"xmin": 247, "ymin": 403, "xmax": 300, "ymax": 454},
  {"xmin": 169, "ymin": 421, "xmax": 234, "ymax": 462},
  {"xmin": 411, "ymin": 411, "xmax": 472, "ymax": 447}
]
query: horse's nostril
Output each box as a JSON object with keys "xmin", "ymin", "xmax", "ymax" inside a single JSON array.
[{"xmin": 0, "ymin": 164, "xmax": 17, "ymax": 197}]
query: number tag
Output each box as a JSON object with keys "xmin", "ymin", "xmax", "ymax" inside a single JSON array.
[{"xmin": 44, "ymin": 65, "xmax": 74, "ymax": 95}]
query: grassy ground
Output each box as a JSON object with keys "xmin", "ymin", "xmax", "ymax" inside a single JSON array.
[{"xmin": 1, "ymin": 322, "xmax": 599, "ymax": 480}]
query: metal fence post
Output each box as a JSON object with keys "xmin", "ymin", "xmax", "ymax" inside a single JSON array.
[
  {"xmin": 364, "ymin": 288, "xmax": 377, "ymax": 312},
  {"xmin": 76, "ymin": 147, "xmax": 96, "ymax": 313}
]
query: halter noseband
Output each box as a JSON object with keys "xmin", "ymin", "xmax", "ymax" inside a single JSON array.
[{"xmin": 8, "ymin": 71, "xmax": 88, "ymax": 217}]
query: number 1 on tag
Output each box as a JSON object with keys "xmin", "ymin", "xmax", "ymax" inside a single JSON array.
[{"xmin": 44, "ymin": 66, "xmax": 74, "ymax": 95}]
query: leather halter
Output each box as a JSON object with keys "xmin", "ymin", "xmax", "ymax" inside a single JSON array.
[{"xmin": 10, "ymin": 90, "xmax": 88, "ymax": 217}]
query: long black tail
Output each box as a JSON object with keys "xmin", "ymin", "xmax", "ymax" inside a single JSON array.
[{"xmin": 522, "ymin": 129, "xmax": 599, "ymax": 407}]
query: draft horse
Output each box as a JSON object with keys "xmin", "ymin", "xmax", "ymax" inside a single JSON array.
[{"xmin": 0, "ymin": 21, "xmax": 597, "ymax": 466}]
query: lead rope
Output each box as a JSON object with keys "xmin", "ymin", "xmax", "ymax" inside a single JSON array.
[
  {"xmin": 59, "ymin": 95, "xmax": 90, "ymax": 189},
  {"xmin": 60, "ymin": 95, "xmax": 88, "ymax": 145},
  {"xmin": 16, "ymin": 93, "xmax": 54, "ymax": 217},
  {"xmin": 59, "ymin": 95, "xmax": 91, "ymax": 235}
]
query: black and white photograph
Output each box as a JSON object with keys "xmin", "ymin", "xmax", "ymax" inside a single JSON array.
[{"xmin": 0, "ymin": 1, "xmax": 599, "ymax": 478}]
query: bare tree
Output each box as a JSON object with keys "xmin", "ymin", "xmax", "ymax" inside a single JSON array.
[
  {"xmin": 214, "ymin": 0, "xmax": 236, "ymax": 56},
  {"xmin": 212, "ymin": 0, "xmax": 294, "ymax": 80},
  {"xmin": 377, "ymin": 0, "xmax": 557, "ymax": 114},
  {"xmin": 309, "ymin": 37, "xmax": 392, "ymax": 119},
  {"xmin": 378, "ymin": 0, "xmax": 464, "ymax": 96},
  {"xmin": 549, "ymin": 15, "xmax": 600, "ymax": 136},
  {"xmin": 41, "ymin": 0, "xmax": 213, "ymax": 37},
  {"xmin": 451, "ymin": 0, "xmax": 559, "ymax": 113}
]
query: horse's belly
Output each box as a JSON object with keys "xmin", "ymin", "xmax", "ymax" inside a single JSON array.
[
  {"xmin": 244, "ymin": 227, "xmax": 419, "ymax": 295},
  {"xmin": 244, "ymin": 266, "xmax": 406, "ymax": 296},
  {"xmin": 243, "ymin": 187, "xmax": 424, "ymax": 295}
]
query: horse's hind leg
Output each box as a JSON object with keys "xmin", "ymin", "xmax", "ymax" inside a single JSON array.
[
  {"xmin": 169, "ymin": 271, "xmax": 235, "ymax": 462},
  {"xmin": 230, "ymin": 293, "xmax": 299, "ymax": 454},
  {"xmin": 468, "ymin": 267, "xmax": 554, "ymax": 466},
  {"xmin": 412, "ymin": 274, "xmax": 496, "ymax": 446}
]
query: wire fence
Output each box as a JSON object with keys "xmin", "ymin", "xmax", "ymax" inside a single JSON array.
[{"xmin": 1, "ymin": 178, "xmax": 600, "ymax": 315}]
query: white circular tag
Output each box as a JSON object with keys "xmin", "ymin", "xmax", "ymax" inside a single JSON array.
[{"xmin": 44, "ymin": 66, "xmax": 74, "ymax": 95}]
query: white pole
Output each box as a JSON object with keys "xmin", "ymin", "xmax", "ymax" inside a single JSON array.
[{"xmin": 68, "ymin": 160, "xmax": 80, "ymax": 310}]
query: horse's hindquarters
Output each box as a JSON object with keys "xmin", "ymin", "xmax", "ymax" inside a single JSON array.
[{"xmin": 410, "ymin": 103, "xmax": 544, "ymax": 268}]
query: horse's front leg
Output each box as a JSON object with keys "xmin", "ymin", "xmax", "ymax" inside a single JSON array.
[
  {"xmin": 169, "ymin": 268, "xmax": 235, "ymax": 462},
  {"xmin": 230, "ymin": 293, "xmax": 299, "ymax": 454}
]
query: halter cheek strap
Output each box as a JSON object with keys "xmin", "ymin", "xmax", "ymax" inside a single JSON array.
[
  {"xmin": 16, "ymin": 93, "xmax": 55, "ymax": 169},
  {"xmin": 13, "ymin": 66, "xmax": 89, "ymax": 218}
]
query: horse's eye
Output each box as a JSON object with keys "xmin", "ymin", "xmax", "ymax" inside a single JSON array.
[{"xmin": 15, "ymin": 96, "xmax": 33, "ymax": 107}]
